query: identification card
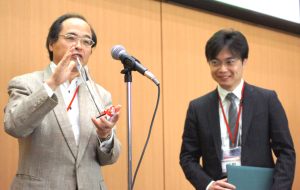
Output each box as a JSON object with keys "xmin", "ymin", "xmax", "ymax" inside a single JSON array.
[{"xmin": 221, "ymin": 146, "xmax": 241, "ymax": 173}]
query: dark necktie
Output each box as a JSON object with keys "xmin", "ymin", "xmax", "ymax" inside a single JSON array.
[{"xmin": 226, "ymin": 93, "xmax": 237, "ymax": 147}]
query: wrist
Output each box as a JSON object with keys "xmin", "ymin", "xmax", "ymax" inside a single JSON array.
[
  {"xmin": 99, "ymin": 133, "xmax": 112, "ymax": 142},
  {"xmin": 46, "ymin": 77, "xmax": 59, "ymax": 91}
]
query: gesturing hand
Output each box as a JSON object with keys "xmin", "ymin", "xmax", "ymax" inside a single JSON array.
[
  {"xmin": 46, "ymin": 46, "xmax": 78, "ymax": 90},
  {"xmin": 91, "ymin": 105, "xmax": 122, "ymax": 140}
]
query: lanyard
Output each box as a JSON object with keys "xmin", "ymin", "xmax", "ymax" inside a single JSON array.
[
  {"xmin": 218, "ymin": 83, "xmax": 245, "ymax": 145},
  {"xmin": 66, "ymin": 86, "xmax": 79, "ymax": 111}
]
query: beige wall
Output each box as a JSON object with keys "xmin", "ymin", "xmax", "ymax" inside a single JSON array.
[{"xmin": 0, "ymin": 0, "xmax": 299, "ymax": 189}]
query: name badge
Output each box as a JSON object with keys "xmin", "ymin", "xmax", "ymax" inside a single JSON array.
[{"xmin": 221, "ymin": 146, "xmax": 241, "ymax": 173}]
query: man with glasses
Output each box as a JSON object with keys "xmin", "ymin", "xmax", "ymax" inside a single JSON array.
[
  {"xmin": 180, "ymin": 28, "xmax": 295, "ymax": 190},
  {"xmin": 4, "ymin": 13, "xmax": 121, "ymax": 190}
]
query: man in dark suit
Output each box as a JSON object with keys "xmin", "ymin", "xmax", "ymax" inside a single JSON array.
[{"xmin": 180, "ymin": 28, "xmax": 295, "ymax": 190}]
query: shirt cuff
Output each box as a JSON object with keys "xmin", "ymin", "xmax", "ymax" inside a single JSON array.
[
  {"xmin": 43, "ymin": 82, "xmax": 54, "ymax": 97},
  {"xmin": 206, "ymin": 180, "xmax": 215, "ymax": 190}
]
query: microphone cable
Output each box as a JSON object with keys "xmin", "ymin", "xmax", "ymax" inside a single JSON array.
[
  {"xmin": 132, "ymin": 83, "xmax": 160, "ymax": 189},
  {"xmin": 76, "ymin": 56, "xmax": 160, "ymax": 189}
]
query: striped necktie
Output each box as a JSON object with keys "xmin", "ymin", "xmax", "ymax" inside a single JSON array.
[{"xmin": 226, "ymin": 93, "xmax": 237, "ymax": 147}]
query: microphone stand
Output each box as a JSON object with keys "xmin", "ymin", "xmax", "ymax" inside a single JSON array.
[{"xmin": 121, "ymin": 66, "xmax": 133, "ymax": 190}]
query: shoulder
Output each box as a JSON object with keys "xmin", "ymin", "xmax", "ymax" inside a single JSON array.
[
  {"xmin": 245, "ymin": 83, "xmax": 277, "ymax": 98},
  {"xmin": 8, "ymin": 71, "xmax": 44, "ymax": 88},
  {"xmin": 189, "ymin": 89, "xmax": 217, "ymax": 108},
  {"xmin": 9, "ymin": 71, "xmax": 44, "ymax": 84},
  {"xmin": 243, "ymin": 83, "xmax": 283, "ymax": 110}
]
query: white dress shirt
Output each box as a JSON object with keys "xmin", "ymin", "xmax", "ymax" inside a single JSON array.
[
  {"xmin": 43, "ymin": 62, "xmax": 113, "ymax": 151},
  {"xmin": 217, "ymin": 79, "xmax": 244, "ymax": 150},
  {"xmin": 206, "ymin": 79, "xmax": 244, "ymax": 190}
]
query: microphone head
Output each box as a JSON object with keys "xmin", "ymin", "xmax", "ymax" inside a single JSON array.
[{"xmin": 111, "ymin": 45, "xmax": 126, "ymax": 60}]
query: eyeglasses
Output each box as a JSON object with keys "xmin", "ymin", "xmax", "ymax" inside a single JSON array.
[
  {"xmin": 59, "ymin": 33, "xmax": 95, "ymax": 47},
  {"xmin": 209, "ymin": 58, "xmax": 240, "ymax": 68}
]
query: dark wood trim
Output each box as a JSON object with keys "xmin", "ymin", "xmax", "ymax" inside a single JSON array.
[{"xmin": 167, "ymin": 0, "xmax": 300, "ymax": 36}]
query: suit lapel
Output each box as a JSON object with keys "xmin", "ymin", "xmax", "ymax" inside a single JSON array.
[
  {"xmin": 208, "ymin": 90, "xmax": 222, "ymax": 160},
  {"xmin": 207, "ymin": 84, "xmax": 255, "ymax": 160},
  {"xmin": 241, "ymin": 83, "xmax": 254, "ymax": 145},
  {"xmin": 43, "ymin": 66, "xmax": 78, "ymax": 159},
  {"xmin": 76, "ymin": 83, "xmax": 96, "ymax": 165}
]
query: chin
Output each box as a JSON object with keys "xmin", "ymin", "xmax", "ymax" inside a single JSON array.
[{"xmin": 219, "ymin": 83, "xmax": 233, "ymax": 91}]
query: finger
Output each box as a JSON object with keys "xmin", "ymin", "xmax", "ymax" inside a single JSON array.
[
  {"xmin": 68, "ymin": 60, "xmax": 77, "ymax": 72},
  {"xmin": 58, "ymin": 46, "xmax": 75, "ymax": 66},
  {"xmin": 99, "ymin": 116, "xmax": 114, "ymax": 128},
  {"xmin": 220, "ymin": 178, "xmax": 227, "ymax": 182},
  {"xmin": 109, "ymin": 112, "xmax": 120, "ymax": 123},
  {"xmin": 91, "ymin": 117, "xmax": 99, "ymax": 128},
  {"xmin": 59, "ymin": 52, "xmax": 72, "ymax": 67},
  {"xmin": 114, "ymin": 104, "xmax": 122, "ymax": 112},
  {"xmin": 91, "ymin": 116, "xmax": 97, "ymax": 123},
  {"xmin": 92, "ymin": 117, "xmax": 105, "ymax": 128},
  {"xmin": 92, "ymin": 116, "xmax": 112, "ymax": 129},
  {"xmin": 215, "ymin": 179, "xmax": 236, "ymax": 189}
]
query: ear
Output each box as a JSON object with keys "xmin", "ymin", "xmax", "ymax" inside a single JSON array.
[
  {"xmin": 49, "ymin": 42, "xmax": 54, "ymax": 52},
  {"xmin": 242, "ymin": 58, "xmax": 248, "ymax": 66}
]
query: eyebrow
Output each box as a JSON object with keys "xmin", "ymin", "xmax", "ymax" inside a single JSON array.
[
  {"xmin": 65, "ymin": 32, "xmax": 92, "ymax": 39},
  {"xmin": 213, "ymin": 57, "xmax": 236, "ymax": 61}
]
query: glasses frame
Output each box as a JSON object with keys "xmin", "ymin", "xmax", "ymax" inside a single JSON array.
[
  {"xmin": 208, "ymin": 57, "xmax": 241, "ymax": 68},
  {"xmin": 59, "ymin": 33, "xmax": 95, "ymax": 47}
]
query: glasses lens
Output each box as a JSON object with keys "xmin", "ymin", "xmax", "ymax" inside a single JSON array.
[
  {"xmin": 64, "ymin": 34, "xmax": 76, "ymax": 42},
  {"xmin": 82, "ymin": 38, "xmax": 94, "ymax": 46},
  {"xmin": 210, "ymin": 60, "xmax": 220, "ymax": 66},
  {"xmin": 61, "ymin": 34, "xmax": 94, "ymax": 47}
]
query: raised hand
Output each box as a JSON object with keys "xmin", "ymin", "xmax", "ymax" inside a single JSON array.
[{"xmin": 46, "ymin": 46, "xmax": 78, "ymax": 90}]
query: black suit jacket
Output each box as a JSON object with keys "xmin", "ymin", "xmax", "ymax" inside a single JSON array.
[{"xmin": 180, "ymin": 83, "xmax": 295, "ymax": 190}]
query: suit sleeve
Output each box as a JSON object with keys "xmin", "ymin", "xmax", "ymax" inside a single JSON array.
[
  {"xmin": 180, "ymin": 102, "xmax": 212, "ymax": 190},
  {"xmin": 4, "ymin": 76, "xmax": 58, "ymax": 138},
  {"xmin": 269, "ymin": 91, "xmax": 295, "ymax": 190},
  {"xmin": 97, "ymin": 134, "xmax": 121, "ymax": 166},
  {"xmin": 94, "ymin": 83, "xmax": 121, "ymax": 166}
]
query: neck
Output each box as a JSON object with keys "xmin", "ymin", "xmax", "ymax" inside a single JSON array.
[{"xmin": 220, "ymin": 80, "xmax": 243, "ymax": 92}]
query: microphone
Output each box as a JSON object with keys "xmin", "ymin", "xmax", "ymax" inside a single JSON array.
[{"xmin": 111, "ymin": 45, "xmax": 160, "ymax": 85}]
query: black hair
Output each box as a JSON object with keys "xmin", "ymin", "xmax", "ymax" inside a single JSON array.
[
  {"xmin": 46, "ymin": 13, "xmax": 97, "ymax": 61},
  {"xmin": 205, "ymin": 28, "xmax": 248, "ymax": 62}
]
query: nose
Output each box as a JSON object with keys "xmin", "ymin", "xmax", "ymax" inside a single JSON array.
[
  {"xmin": 218, "ymin": 63, "xmax": 228, "ymax": 72},
  {"xmin": 74, "ymin": 39, "xmax": 83, "ymax": 49}
]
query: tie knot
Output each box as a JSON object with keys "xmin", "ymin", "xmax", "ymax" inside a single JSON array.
[{"xmin": 226, "ymin": 93, "xmax": 236, "ymax": 102}]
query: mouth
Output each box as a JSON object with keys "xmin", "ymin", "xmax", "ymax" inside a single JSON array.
[
  {"xmin": 217, "ymin": 75, "xmax": 231, "ymax": 80},
  {"xmin": 71, "ymin": 53, "xmax": 83, "ymax": 60}
]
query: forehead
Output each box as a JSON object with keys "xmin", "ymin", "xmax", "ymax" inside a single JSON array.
[
  {"xmin": 215, "ymin": 48, "xmax": 235, "ymax": 59},
  {"xmin": 60, "ymin": 18, "xmax": 92, "ymax": 35}
]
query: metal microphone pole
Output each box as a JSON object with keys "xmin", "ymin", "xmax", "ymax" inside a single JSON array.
[
  {"xmin": 121, "ymin": 67, "xmax": 133, "ymax": 190},
  {"xmin": 126, "ymin": 81, "xmax": 133, "ymax": 190},
  {"xmin": 77, "ymin": 56, "xmax": 133, "ymax": 189}
]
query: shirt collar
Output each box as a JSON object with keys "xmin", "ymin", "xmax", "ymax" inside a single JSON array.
[{"xmin": 217, "ymin": 79, "xmax": 244, "ymax": 102}]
